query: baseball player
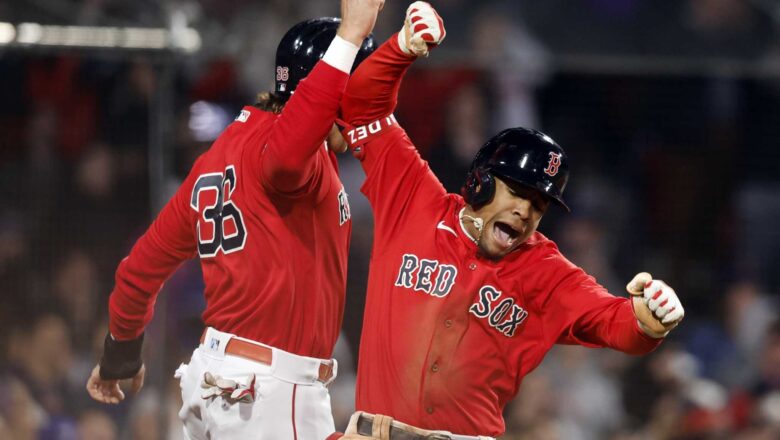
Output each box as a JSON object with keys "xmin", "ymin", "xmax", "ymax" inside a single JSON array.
[
  {"xmin": 85, "ymin": 0, "xmax": 383, "ymax": 438},
  {"xmin": 333, "ymin": 2, "xmax": 686, "ymax": 439}
]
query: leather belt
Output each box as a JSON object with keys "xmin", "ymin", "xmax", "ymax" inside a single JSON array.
[
  {"xmin": 199, "ymin": 330, "xmax": 334, "ymax": 383},
  {"xmin": 356, "ymin": 414, "xmax": 453, "ymax": 440}
]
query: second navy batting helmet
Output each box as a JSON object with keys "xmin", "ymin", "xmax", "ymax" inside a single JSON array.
[
  {"xmin": 274, "ymin": 17, "xmax": 376, "ymax": 98},
  {"xmin": 461, "ymin": 127, "xmax": 571, "ymax": 211}
]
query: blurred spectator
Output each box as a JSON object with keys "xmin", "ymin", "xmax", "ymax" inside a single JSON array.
[
  {"xmin": 674, "ymin": 0, "xmax": 774, "ymax": 58},
  {"xmin": 426, "ymin": 80, "xmax": 492, "ymax": 193},
  {"xmin": 395, "ymin": 67, "xmax": 481, "ymax": 154},
  {"xmin": 45, "ymin": 143, "xmax": 147, "ymax": 281},
  {"xmin": 556, "ymin": 211, "xmax": 623, "ymax": 293},
  {"xmin": 0, "ymin": 212, "xmax": 37, "ymax": 328},
  {"xmin": 725, "ymin": 283, "xmax": 777, "ymax": 375},
  {"xmin": 753, "ymin": 321, "xmax": 780, "ymax": 398},
  {"xmin": 25, "ymin": 56, "xmax": 98, "ymax": 161},
  {"xmin": 6, "ymin": 313, "xmax": 83, "ymax": 438},
  {"xmin": 7, "ymin": 313, "xmax": 74, "ymax": 416},
  {"xmin": 0, "ymin": 376, "xmax": 46, "ymax": 440},
  {"xmin": 77, "ymin": 409, "xmax": 117, "ymax": 440},
  {"xmin": 470, "ymin": 4, "xmax": 550, "ymax": 131},
  {"xmin": 53, "ymin": 250, "xmax": 102, "ymax": 349},
  {"xmin": 503, "ymin": 372, "xmax": 561, "ymax": 439},
  {"xmin": 540, "ymin": 346, "xmax": 628, "ymax": 440},
  {"xmin": 685, "ymin": 281, "xmax": 777, "ymax": 389},
  {"xmin": 734, "ymin": 184, "xmax": 780, "ymax": 292},
  {"xmin": 125, "ymin": 386, "xmax": 182, "ymax": 440},
  {"xmin": 728, "ymin": 321, "xmax": 780, "ymax": 439},
  {"xmin": 621, "ymin": 344, "xmax": 740, "ymax": 439},
  {"xmin": 104, "ymin": 58, "xmax": 154, "ymax": 150}
]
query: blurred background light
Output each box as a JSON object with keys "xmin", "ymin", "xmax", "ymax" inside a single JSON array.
[
  {"xmin": 0, "ymin": 22, "xmax": 16, "ymax": 44},
  {"xmin": 188, "ymin": 101, "xmax": 232, "ymax": 142},
  {"xmin": 0, "ymin": 22, "xmax": 200, "ymax": 52},
  {"xmin": 16, "ymin": 22, "xmax": 42, "ymax": 44}
]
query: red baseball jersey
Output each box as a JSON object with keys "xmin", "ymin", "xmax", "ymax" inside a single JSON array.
[
  {"xmin": 108, "ymin": 61, "xmax": 352, "ymax": 359},
  {"xmin": 340, "ymin": 37, "xmax": 662, "ymax": 436}
]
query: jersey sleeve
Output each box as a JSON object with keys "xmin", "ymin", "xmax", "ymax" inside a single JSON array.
[
  {"xmin": 258, "ymin": 39, "xmax": 353, "ymax": 195},
  {"xmin": 340, "ymin": 34, "xmax": 448, "ymax": 246},
  {"xmin": 531, "ymin": 245, "xmax": 662, "ymax": 355},
  {"xmin": 108, "ymin": 169, "xmax": 199, "ymax": 340}
]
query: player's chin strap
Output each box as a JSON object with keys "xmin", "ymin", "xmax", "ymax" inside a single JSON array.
[{"xmin": 459, "ymin": 208, "xmax": 484, "ymax": 245}]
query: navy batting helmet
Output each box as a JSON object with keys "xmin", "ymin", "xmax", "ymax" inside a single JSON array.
[
  {"xmin": 275, "ymin": 17, "xmax": 376, "ymax": 98},
  {"xmin": 461, "ymin": 127, "xmax": 570, "ymax": 211}
]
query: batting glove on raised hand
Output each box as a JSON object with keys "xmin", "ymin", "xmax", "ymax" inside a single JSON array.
[
  {"xmin": 398, "ymin": 1, "xmax": 446, "ymax": 57},
  {"xmin": 627, "ymin": 272, "xmax": 685, "ymax": 338}
]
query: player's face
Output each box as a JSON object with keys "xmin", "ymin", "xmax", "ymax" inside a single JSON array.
[
  {"xmin": 476, "ymin": 177, "xmax": 550, "ymax": 259},
  {"xmin": 327, "ymin": 124, "xmax": 349, "ymax": 153}
]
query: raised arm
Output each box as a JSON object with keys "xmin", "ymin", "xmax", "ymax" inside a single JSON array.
[
  {"xmin": 338, "ymin": 2, "xmax": 451, "ymax": 248},
  {"xmin": 341, "ymin": 1, "xmax": 445, "ymax": 126},
  {"xmin": 261, "ymin": 0, "xmax": 383, "ymax": 194}
]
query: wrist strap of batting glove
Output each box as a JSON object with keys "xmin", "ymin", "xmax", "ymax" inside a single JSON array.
[{"xmin": 99, "ymin": 332, "xmax": 144, "ymax": 380}]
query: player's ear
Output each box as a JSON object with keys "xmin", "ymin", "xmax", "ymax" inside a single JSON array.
[{"xmin": 462, "ymin": 168, "xmax": 495, "ymax": 209}]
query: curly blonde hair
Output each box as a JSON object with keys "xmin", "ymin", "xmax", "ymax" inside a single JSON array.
[{"xmin": 253, "ymin": 92, "xmax": 287, "ymax": 114}]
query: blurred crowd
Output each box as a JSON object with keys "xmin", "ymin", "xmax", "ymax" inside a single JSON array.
[{"xmin": 2, "ymin": 0, "xmax": 780, "ymax": 439}]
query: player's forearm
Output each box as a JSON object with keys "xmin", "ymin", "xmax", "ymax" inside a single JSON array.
[
  {"xmin": 108, "ymin": 240, "xmax": 188, "ymax": 338},
  {"xmin": 341, "ymin": 33, "xmax": 415, "ymax": 126},
  {"xmin": 579, "ymin": 300, "xmax": 662, "ymax": 355},
  {"xmin": 108, "ymin": 206, "xmax": 195, "ymax": 339},
  {"xmin": 109, "ymin": 257, "xmax": 164, "ymax": 340},
  {"xmin": 263, "ymin": 38, "xmax": 355, "ymax": 193}
]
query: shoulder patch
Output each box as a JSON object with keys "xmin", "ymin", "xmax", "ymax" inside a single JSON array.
[{"xmin": 235, "ymin": 109, "xmax": 251, "ymax": 123}]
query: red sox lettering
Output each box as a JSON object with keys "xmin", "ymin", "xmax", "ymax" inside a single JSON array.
[
  {"xmin": 394, "ymin": 253, "xmax": 458, "ymax": 298},
  {"xmin": 394, "ymin": 254, "xmax": 528, "ymax": 337},
  {"xmin": 469, "ymin": 285, "xmax": 529, "ymax": 337}
]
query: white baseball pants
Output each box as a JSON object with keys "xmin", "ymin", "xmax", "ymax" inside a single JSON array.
[{"xmin": 176, "ymin": 327, "xmax": 338, "ymax": 439}]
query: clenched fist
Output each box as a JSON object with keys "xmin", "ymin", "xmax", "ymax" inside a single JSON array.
[
  {"xmin": 627, "ymin": 272, "xmax": 685, "ymax": 338},
  {"xmin": 398, "ymin": 1, "xmax": 446, "ymax": 57}
]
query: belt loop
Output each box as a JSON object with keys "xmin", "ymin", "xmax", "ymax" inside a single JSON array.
[
  {"xmin": 203, "ymin": 328, "xmax": 229, "ymax": 356},
  {"xmin": 372, "ymin": 414, "xmax": 393, "ymax": 440},
  {"xmin": 322, "ymin": 359, "xmax": 338, "ymax": 386}
]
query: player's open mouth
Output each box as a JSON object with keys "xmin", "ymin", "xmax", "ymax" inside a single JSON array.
[{"xmin": 493, "ymin": 222, "xmax": 520, "ymax": 249}]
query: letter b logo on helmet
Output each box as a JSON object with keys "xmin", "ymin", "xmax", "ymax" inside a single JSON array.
[
  {"xmin": 544, "ymin": 152, "xmax": 562, "ymax": 177},
  {"xmin": 461, "ymin": 127, "xmax": 571, "ymax": 211}
]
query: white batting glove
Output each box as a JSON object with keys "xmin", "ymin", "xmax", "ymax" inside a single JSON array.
[
  {"xmin": 398, "ymin": 1, "xmax": 446, "ymax": 57},
  {"xmin": 644, "ymin": 280, "xmax": 684, "ymax": 324},
  {"xmin": 627, "ymin": 272, "xmax": 685, "ymax": 338}
]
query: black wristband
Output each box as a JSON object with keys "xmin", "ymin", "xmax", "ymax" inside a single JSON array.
[{"xmin": 99, "ymin": 332, "xmax": 144, "ymax": 380}]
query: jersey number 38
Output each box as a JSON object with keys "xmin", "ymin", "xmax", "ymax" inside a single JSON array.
[{"xmin": 190, "ymin": 165, "xmax": 247, "ymax": 257}]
